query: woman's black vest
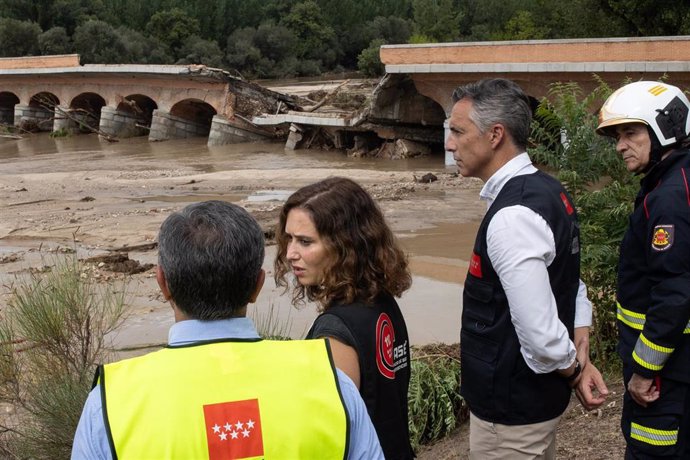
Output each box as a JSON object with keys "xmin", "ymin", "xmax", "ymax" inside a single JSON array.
[
  {"xmin": 461, "ymin": 171, "xmax": 580, "ymax": 425},
  {"xmin": 308, "ymin": 293, "xmax": 414, "ymax": 459}
]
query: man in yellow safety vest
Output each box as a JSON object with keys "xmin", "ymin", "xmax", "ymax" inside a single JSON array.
[{"xmin": 71, "ymin": 200, "xmax": 383, "ymax": 460}]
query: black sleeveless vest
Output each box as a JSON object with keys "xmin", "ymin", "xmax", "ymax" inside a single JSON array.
[
  {"xmin": 308, "ymin": 293, "xmax": 414, "ymax": 460},
  {"xmin": 461, "ymin": 171, "xmax": 580, "ymax": 424}
]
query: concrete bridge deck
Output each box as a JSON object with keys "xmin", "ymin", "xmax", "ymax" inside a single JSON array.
[
  {"xmin": 380, "ymin": 35, "xmax": 690, "ymax": 115},
  {"xmin": 380, "ymin": 35, "xmax": 690, "ymax": 163}
]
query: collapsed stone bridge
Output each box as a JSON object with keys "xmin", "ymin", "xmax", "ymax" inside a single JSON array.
[
  {"xmin": 0, "ymin": 54, "xmax": 297, "ymax": 144},
  {"xmin": 380, "ymin": 35, "xmax": 690, "ymax": 164}
]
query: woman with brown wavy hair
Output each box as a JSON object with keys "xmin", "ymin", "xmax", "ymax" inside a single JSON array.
[{"xmin": 274, "ymin": 176, "xmax": 414, "ymax": 459}]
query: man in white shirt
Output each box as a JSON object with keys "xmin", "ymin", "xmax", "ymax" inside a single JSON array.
[{"xmin": 445, "ymin": 78, "xmax": 609, "ymax": 459}]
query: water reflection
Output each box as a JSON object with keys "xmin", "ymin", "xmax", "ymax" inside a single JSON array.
[{"xmin": 0, "ymin": 132, "xmax": 448, "ymax": 173}]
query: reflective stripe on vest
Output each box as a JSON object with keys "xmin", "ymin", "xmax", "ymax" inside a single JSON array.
[
  {"xmin": 633, "ymin": 333, "xmax": 674, "ymax": 371},
  {"xmin": 631, "ymin": 422, "xmax": 679, "ymax": 446},
  {"xmin": 102, "ymin": 339, "xmax": 348, "ymax": 460},
  {"xmin": 617, "ymin": 303, "xmax": 690, "ymax": 333}
]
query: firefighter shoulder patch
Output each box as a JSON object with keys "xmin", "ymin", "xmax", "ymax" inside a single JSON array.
[{"xmin": 651, "ymin": 225, "xmax": 674, "ymax": 251}]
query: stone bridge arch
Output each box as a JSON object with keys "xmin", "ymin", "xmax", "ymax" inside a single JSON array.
[
  {"xmin": 0, "ymin": 91, "xmax": 19, "ymax": 125},
  {"xmin": 0, "ymin": 60, "xmax": 295, "ymax": 145},
  {"xmin": 54, "ymin": 92, "xmax": 106, "ymax": 134},
  {"xmin": 99, "ymin": 94, "xmax": 159, "ymax": 139},
  {"xmin": 150, "ymin": 98, "xmax": 217, "ymax": 141},
  {"xmin": 23, "ymin": 92, "xmax": 60, "ymax": 132}
]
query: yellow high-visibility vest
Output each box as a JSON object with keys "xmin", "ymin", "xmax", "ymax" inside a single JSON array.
[{"xmin": 100, "ymin": 339, "xmax": 349, "ymax": 460}]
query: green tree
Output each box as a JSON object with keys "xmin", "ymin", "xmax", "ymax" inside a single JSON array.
[
  {"xmin": 280, "ymin": 1, "xmax": 338, "ymax": 71},
  {"xmin": 532, "ymin": 0, "xmax": 629, "ymax": 39},
  {"xmin": 357, "ymin": 38, "xmax": 386, "ymax": 77},
  {"xmin": 254, "ymin": 22, "xmax": 297, "ymax": 63},
  {"xmin": 176, "ymin": 35, "xmax": 225, "ymax": 68},
  {"xmin": 0, "ymin": 0, "xmax": 105, "ymax": 34},
  {"xmin": 494, "ymin": 10, "xmax": 549, "ymax": 40},
  {"xmin": 116, "ymin": 26, "xmax": 172, "ymax": 64},
  {"xmin": 225, "ymin": 23, "xmax": 300, "ymax": 79},
  {"xmin": 51, "ymin": 0, "xmax": 106, "ymax": 34},
  {"xmin": 38, "ymin": 26, "xmax": 72, "ymax": 55},
  {"xmin": 0, "ymin": 18, "xmax": 41, "ymax": 57},
  {"xmin": 364, "ymin": 16, "xmax": 413, "ymax": 45},
  {"xmin": 226, "ymin": 27, "xmax": 263, "ymax": 77},
  {"xmin": 146, "ymin": 8, "xmax": 201, "ymax": 59},
  {"xmin": 595, "ymin": 0, "xmax": 690, "ymax": 35},
  {"xmin": 530, "ymin": 80, "xmax": 637, "ymax": 366},
  {"xmin": 459, "ymin": 0, "xmax": 536, "ymax": 40},
  {"xmin": 412, "ymin": 0, "xmax": 463, "ymax": 42},
  {"xmin": 73, "ymin": 19, "xmax": 126, "ymax": 63}
]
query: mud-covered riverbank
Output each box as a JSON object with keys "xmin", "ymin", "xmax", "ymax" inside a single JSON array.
[{"xmin": 0, "ymin": 133, "xmax": 486, "ymax": 350}]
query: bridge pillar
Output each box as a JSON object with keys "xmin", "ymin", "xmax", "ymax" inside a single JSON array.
[
  {"xmin": 0, "ymin": 107, "xmax": 13, "ymax": 124},
  {"xmin": 14, "ymin": 104, "xmax": 54, "ymax": 132},
  {"xmin": 100, "ymin": 106, "xmax": 148, "ymax": 138},
  {"xmin": 149, "ymin": 109, "xmax": 210, "ymax": 141},
  {"xmin": 207, "ymin": 115, "xmax": 273, "ymax": 145},
  {"xmin": 53, "ymin": 106, "xmax": 81, "ymax": 134},
  {"xmin": 443, "ymin": 119, "xmax": 455, "ymax": 166}
]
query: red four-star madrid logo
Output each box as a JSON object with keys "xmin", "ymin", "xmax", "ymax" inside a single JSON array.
[{"xmin": 203, "ymin": 398, "xmax": 264, "ymax": 460}]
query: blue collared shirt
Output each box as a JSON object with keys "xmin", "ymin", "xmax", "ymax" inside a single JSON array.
[{"xmin": 71, "ymin": 318, "xmax": 383, "ymax": 459}]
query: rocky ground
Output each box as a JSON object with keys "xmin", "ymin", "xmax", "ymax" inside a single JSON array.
[{"xmin": 417, "ymin": 379, "xmax": 626, "ymax": 459}]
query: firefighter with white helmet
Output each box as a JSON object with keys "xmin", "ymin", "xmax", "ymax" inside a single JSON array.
[{"xmin": 597, "ymin": 81, "xmax": 690, "ymax": 458}]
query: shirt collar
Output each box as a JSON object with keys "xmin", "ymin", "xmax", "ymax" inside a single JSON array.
[
  {"xmin": 479, "ymin": 152, "xmax": 536, "ymax": 207},
  {"xmin": 168, "ymin": 317, "xmax": 260, "ymax": 346}
]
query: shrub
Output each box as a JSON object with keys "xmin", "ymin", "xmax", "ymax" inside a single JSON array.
[
  {"xmin": 357, "ymin": 39, "xmax": 386, "ymax": 77},
  {"xmin": 0, "ymin": 256, "xmax": 128, "ymax": 458},
  {"xmin": 408, "ymin": 344, "xmax": 465, "ymax": 452},
  {"xmin": 530, "ymin": 80, "xmax": 638, "ymax": 368}
]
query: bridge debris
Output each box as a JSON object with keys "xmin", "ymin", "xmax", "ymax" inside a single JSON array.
[{"xmin": 253, "ymin": 74, "xmax": 445, "ymax": 158}]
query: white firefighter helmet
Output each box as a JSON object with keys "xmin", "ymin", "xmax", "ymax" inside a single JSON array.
[{"xmin": 597, "ymin": 81, "xmax": 690, "ymax": 147}]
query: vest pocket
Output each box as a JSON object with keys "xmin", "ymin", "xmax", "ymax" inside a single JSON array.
[
  {"xmin": 463, "ymin": 279, "xmax": 497, "ymax": 325},
  {"xmin": 461, "ymin": 328, "xmax": 499, "ymax": 363},
  {"xmin": 460, "ymin": 328, "xmax": 499, "ymax": 404}
]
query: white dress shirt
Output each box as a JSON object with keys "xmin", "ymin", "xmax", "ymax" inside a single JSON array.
[{"xmin": 480, "ymin": 152, "xmax": 592, "ymax": 374}]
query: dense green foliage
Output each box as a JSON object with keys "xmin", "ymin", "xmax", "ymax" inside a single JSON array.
[
  {"xmin": 0, "ymin": 0, "xmax": 686, "ymax": 77},
  {"xmin": 408, "ymin": 346, "xmax": 464, "ymax": 452},
  {"xmin": 530, "ymin": 80, "xmax": 638, "ymax": 368}
]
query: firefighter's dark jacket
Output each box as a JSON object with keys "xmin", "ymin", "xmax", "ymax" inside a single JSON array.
[
  {"xmin": 461, "ymin": 171, "xmax": 580, "ymax": 424},
  {"xmin": 617, "ymin": 149, "xmax": 690, "ymax": 382}
]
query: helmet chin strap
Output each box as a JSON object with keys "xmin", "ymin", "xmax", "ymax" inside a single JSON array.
[{"xmin": 641, "ymin": 125, "xmax": 670, "ymax": 175}]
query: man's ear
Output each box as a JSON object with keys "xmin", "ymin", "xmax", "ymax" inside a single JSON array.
[
  {"xmin": 489, "ymin": 124, "xmax": 506, "ymax": 148},
  {"xmin": 156, "ymin": 265, "xmax": 172, "ymax": 301},
  {"xmin": 248, "ymin": 269, "xmax": 266, "ymax": 303}
]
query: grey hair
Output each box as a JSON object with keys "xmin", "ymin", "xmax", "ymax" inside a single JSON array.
[
  {"xmin": 451, "ymin": 78, "xmax": 532, "ymax": 150},
  {"xmin": 158, "ymin": 200, "xmax": 265, "ymax": 320}
]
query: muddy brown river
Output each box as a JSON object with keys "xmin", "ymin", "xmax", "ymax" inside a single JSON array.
[{"xmin": 0, "ymin": 133, "xmax": 485, "ymax": 349}]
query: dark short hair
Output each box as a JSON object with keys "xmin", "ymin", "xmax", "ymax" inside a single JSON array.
[
  {"xmin": 274, "ymin": 177, "xmax": 411, "ymax": 308},
  {"xmin": 452, "ymin": 78, "xmax": 532, "ymax": 150},
  {"xmin": 158, "ymin": 200, "xmax": 265, "ymax": 319}
]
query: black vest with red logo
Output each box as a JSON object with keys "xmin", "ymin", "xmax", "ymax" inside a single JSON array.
[
  {"xmin": 461, "ymin": 171, "xmax": 580, "ymax": 425},
  {"xmin": 307, "ymin": 293, "xmax": 413, "ymax": 459}
]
